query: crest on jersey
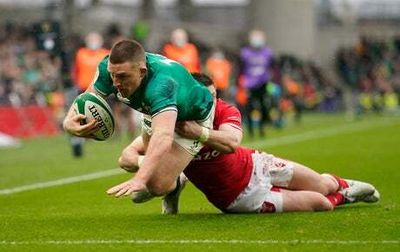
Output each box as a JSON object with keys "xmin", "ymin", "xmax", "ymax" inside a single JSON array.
[{"xmin": 141, "ymin": 102, "xmax": 151, "ymax": 113}]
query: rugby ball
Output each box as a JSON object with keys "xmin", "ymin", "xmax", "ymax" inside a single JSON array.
[{"xmin": 73, "ymin": 92, "xmax": 115, "ymax": 141}]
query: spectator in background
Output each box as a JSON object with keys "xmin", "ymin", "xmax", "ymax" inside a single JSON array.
[
  {"xmin": 0, "ymin": 23, "xmax": 62, "ymax": 107},
  {"xmin": 0, "ymin": 85, "xmax": 10, "ymax": 105},
  {"xmin": 239, "ymin": 29, "xmax": 274, "ymax": 138},
  {"xmin": 391, "ymin": 57, "xmax": 400, "ymax": 99},
  {"xmin": 234, "ymin": 75, "xmax": 248, "ymax": 121},
  {"xmin": 74, "ymin": 32, "xmax": 109, "ymax": 93},
  {"xmin": 61, "ymin": 33, "xmax": 82, "ymax": 118},
  {"xmin": 336, "ymin": 47, "xmax": 360, "ymax": 117},
  {"xmin": 104, "ymin": 23, "xmax": 125, "ymax": 48},
  {"xmin": 206, "ymin": 48, "xmax": 232, "ymax": 100},
  {"xmin": 281, "ymin": 74, "xmax": 303, "ymax": 123},
  {"xmin": 162, "ymin": 28, "xmax": 200, "ymax": 73},
  {"xmin": 336, "ymin": 36, "xmax": 400, "ymax": 116},
  {"xmin": 131, "ymin": 20, "xmax": 150, "ymax": 45},
  {"xmin": 70, "ymin": 32, "xmax": 109, "ymax": 157}
]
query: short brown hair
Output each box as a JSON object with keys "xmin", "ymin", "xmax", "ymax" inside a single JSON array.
[
  {"xmin": 191, "ymin": 73, "xmax": 214, "ymax": 87},
  {"xmin": 109, "ymin": 39, "xmax": 145, "ymax": 64}
]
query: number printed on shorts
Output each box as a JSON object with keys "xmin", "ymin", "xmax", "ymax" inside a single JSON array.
[{"xmin": 194, "ymin": 150, "xmax": 220, "ymax": 161}]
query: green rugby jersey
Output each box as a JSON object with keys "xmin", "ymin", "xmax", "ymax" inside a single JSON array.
[{"xmin": 93, "ymin": 53, "xmax": 213, "ymax": 121}]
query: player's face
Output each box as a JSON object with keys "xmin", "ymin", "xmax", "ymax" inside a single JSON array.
[{"xmin": 108, "ymin": 61, "xmax": 146, "ymax": 98}]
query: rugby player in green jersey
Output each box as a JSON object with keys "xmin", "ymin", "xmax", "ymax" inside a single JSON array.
[{"xmin": 63, "ymin": 39, "xmax": 216, "ymax": 200}]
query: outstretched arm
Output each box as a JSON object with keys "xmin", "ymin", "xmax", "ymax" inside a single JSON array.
[
  {"xmin": 133, "ymin": 110, "xmax": 177, "ymax": 183},
  {"xmin": 106, "ymin": 110, "xmax": 178, "ymax": 197}
]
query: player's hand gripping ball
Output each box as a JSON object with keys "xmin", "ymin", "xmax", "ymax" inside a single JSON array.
[{"xmin": 73, "ymin": 92, "xmax": 115, "ymax": 141}]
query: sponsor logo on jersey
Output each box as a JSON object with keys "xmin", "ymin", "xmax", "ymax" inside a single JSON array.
[
  {"xmin": 189, "ymin": 140, "xmax": 201, "ymax": 153},
  {"xmin": 274, "ymin": 161, "xmax": 287, "ymax": 168},
  {"xmin": 143, "ymin": 118, "xmax": 151, "ymax": 127},
  {"xmin": 141, "ymin": 102, "xmax": 151, "ymax": 113}
]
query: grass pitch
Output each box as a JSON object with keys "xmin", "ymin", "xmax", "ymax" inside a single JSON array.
[{"xmin": 1, "ymin": 113, "xmax": 399, "ymax": 251}]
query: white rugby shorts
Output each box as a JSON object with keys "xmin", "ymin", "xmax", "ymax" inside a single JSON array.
[{"xmin": 226, "ymin": 151, "xmax": 294, "ymax": 213}]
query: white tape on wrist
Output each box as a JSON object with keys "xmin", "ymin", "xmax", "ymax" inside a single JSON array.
[
  {"xmin": 138, "ymin": 155, "xmax": 145, "ymax": 167},
  {"xmin": 198, "ymin": 127, "xmax": 210, "ymax": 143}
]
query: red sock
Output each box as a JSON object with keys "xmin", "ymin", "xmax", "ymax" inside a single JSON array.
[
  {"xmin": 330, "ymin": 174, "xmax": 349, "ymax": 189},
  {"xmin": 326, "ymin": 192, "xmax": 345, "ymax": 208}
]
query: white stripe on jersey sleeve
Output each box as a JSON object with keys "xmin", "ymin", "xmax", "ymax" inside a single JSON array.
[
  {"xmin": 151, "ymin": 106, "xmax": 178, "ymax": 118},
  {"xmin": 222, "ymin": 123, "xmax": 243, "ymax": 131}
]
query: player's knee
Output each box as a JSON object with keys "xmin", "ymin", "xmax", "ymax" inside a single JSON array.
[
  {"xmin": 317, "ymin": 181, "xmax": 331, "ymax": 196},
  {"xmin": 321, "ymin": 174, "xmax": 339, "ymax": 193},
  {"xmin": 314, "ymin": 179, "xmax": 335, "ymax": 196}
]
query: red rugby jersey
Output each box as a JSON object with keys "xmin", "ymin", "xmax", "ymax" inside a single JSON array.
[{"xmin": 184, "ymin": 99, "xmax": 254, "ymax": 210}]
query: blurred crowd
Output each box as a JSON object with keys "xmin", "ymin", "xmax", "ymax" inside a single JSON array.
[
  {"xmin": 1, "ymin": 21, "xmax": 398, "ymax": 139},
  {"xmin": 336, "ymin": 36, "xmax": 400, "ymax": 114},
  {"xmin": 0, "ymin": 22, "xmax": 62, "ymax": 107},
  {"xmin": 161, "ymin": 28, "xmax": 341, "ymax": 137}
]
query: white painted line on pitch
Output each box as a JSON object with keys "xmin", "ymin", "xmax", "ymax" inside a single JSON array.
[
  {"xmin": 246, "ymin": 118, "xmax": 398, "ymax": 149},
  {"xmin": 1, "ymin": 118, "xmax": 397, "ymax": 196},
  {"xmin": 0, "ymin": 239, "xmax": 399, "ymax": 245},
  {"xmin": 0, "ymin": 169, "xmax": 124, "ymax": 195}
]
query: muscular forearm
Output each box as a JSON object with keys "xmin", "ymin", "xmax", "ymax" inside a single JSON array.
[
  {"xmin": 62, "ymin": 105, "xmax": 77, "ymax": 132},
  {"xmin": 133, "ymin": 130, "xmax": 174, "ymax": 183},
  {"xmin": 203, "ymin": 129, "xmax": 240, "ymax": 153}
]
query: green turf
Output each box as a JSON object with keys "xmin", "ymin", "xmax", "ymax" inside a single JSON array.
[{"xmin": 1, "ymin": 113, "xmax": 399, "ymax": 251}]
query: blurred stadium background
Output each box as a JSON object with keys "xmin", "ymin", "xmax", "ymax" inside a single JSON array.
[
  {"xmin": 1, "ymin": 0, "xmax": 400, "ymax": 145},
  {"xmin": 0, "ymin": 0, "xmax": 399, "ymax": 251}
]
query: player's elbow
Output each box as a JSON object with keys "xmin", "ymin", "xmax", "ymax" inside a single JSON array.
[
  {"xmin": 216, "ymin": 138, "xmax": 240, "ymax": 154},
  {"xmin": 231, "ymin": 137, "xmax": 241, "ymax": 150},
  {"xmin": 225, "ymin": 137, "xmax": 240, "ymax": 153},
  {"xmin": 118, "ymin": 157, "xmax": 135, "ymax": 173},
  {"xmin": 62, "ymin": 115, "xmax": 70, "ymax": 132},
  {"xmin": 118, "ymin": 151, "xmax": 138, "ymax": 173},
  {"xmin": 118, "ymin": 156, "xmax": 130, "ymax": 171},
  {"xmin": 62, "ymin": 119, "xmax": 67, "ymax": 132},
  {"xmin": 222, "ymin": 144, "xmax": 236, "ymax": 154}
]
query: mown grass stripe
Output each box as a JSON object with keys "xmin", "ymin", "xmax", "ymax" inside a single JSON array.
[{"xmin": 0, "ymin": 239, "xmax": 399, "ymax": 245}]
